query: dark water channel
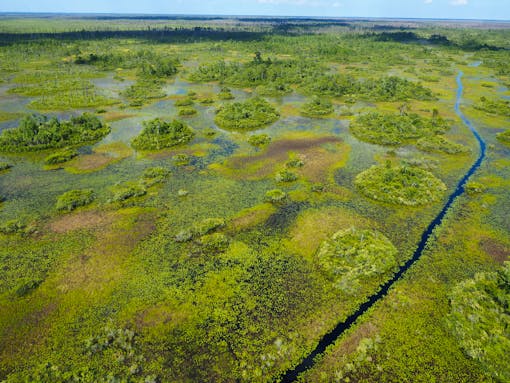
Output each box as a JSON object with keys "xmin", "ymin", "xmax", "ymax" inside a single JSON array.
[{"xmin": 279, "ymin": 71, "xmax": 487, "ymax": 382}]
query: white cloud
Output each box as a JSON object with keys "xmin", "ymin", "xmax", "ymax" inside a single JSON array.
[
  {"xmin": 424, "ymin": 0, "xmax": 433, "ymax": 4},
  {"xmin": 450, "ymin": 0, "xmax": 468, "ymax": 5}
]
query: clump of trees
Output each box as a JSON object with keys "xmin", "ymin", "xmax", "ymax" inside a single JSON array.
[
  {"xmin": 317, "ymin": 227, "xmax": 398, "ymax": 293},
  {"xmin": 56, "ymin": 189, "xmax": 95, "ymax": 212},
  {"xmin": 447, "ymin": 262, "xmax": 510, "ymax": 382},
  {"xmin": 350, "ymin": 112, "xmax": 450, "ymax": 146},
  {"xmin": 178, "ymin": 107, "xmax": 197, "ymax": 117},
  {"xmin": 142, "ymin": 167, "xmax": 170, "ymax": 187},
  {"xmin": 355, "ymin": 164, "xmax": 446, "ymax": 206},
  {"xmin": 44, "ymin": 148, "xmax": 78, "ymax": 165},
  {"xmin": 416, "ymin": 135, "xmax": 470, "ymax": 154},
  {"xmin": 248, "ymin": 134, "xmax": 271, "ymax": 147},
  {"xmin": 264, "ymin": 189, "xmax": 288, "ymax": 204},
  {"xmin": 474, "ymin": 96, "xmax": 510, "ymax": 117},
  {"xmin": 0, "ymin": 113, "xmax": 109, "ymax": 152},
  {"xmin": 122, "ymin": 78, "xmax": 166, "ymax": 107},
  {"xmin": 300, "ymin": 96, "xmax": 334, "ymax": 118},
  {"xmin": 131, "ymin": 118, "xmax": 195, "ymax": 150},
  {"xmin": 110, "ymin": 183, "xmax": 147, "ymax": 202},
  {"xmin": 214, "ymin": 97, "xmax": 279, "ymax": 131}
]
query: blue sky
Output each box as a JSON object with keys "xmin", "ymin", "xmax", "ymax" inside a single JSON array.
[{"xmin": 0, "ymin": 0, "xmax": 509, "ymax": 21}]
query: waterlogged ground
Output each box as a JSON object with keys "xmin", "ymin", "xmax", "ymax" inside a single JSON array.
[{"xmin": 0, "ymin": 22, "xmax": 509, "ymax": 383}]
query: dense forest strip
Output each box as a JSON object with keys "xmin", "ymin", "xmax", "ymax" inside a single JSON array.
[{"xmin": 279, "ymin": 71, "xmax": 487, "ymax": 383}]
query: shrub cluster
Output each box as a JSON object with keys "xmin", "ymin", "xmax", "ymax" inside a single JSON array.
[
  {"xmin": 215, "ymin": 97, "xmax": 279, "ymax": 131},
  {"xmin": 131, "ymin": 119, "xmax": 195, "ymax": 151}
]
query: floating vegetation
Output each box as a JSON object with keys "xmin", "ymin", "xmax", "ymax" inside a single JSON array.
[
  {"xmin": 317, "ymin": 227, "xmax": 398, "ymax": 293},
  {"xmin": 142, "ymin": 166, "xmax": 170, "ymax": 186},
  {"xmin": 214, "ymin": 97, "xmax": 279, "ymax": 131},
  {"xmin": 175, "ymin": 218, "xmax": 226, "ymax": 242},
  {"xmin": 178, "ymin": 106, "xmax": 197, "ymax": 116},
  {"xmin": 0, "ymin": 113, "xmax": 109, "ymax": 152},
  {"xmin": 110, "ymin": 183, "xmax": 147, "ymax": 202},
  {"xmin": 131, "ymin": 119, "xmax": 195, "ymax": 151},
  {"xmin": 355, "ymin": 164, "xmax": 446, "ymax": 206},
  {"xmin": 122, "ymin": 78, "xmax": 165, "ymax": 106},
  {"xmin": 56, "ymin": 189, "xmax": 95, "ymax": 212}
]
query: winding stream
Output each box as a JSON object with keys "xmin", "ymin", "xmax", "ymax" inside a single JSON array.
[{"xmin": 280, "ymin": 71, "xmax": 487, "ymax": 382}]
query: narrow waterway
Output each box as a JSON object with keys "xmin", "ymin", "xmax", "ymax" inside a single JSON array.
[{"xmin": 280, "ymin": 71, "xmax": 487, "ymax": 382}]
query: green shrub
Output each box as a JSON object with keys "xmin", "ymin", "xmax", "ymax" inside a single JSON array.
[
  {"xmin": 465, "ymin": 181, "xmax": 485, "ymax": 195},
  {"xmin": 474, "ymin": 96, "xmax": 510, "ymax": 117},
  {"xmin": 56, "ymin": 189, "xmax": 95, "ymax": 212},
  {"xmin": 215, "ymin": 97, "xmax": 279, "ymax": 131},
  {"xmin": 142, "ymin": 167, "xmax": 170, "ymax": 186},
  {"xmin": 14, "ymin": 278, "xmax": 42, "ymax": 297},
  {"xmin": 173, "ymin": 153, "xmax": 191, "ymax": 166},
  {"xmin": 355, "ymin": 164, "xmax": 446, "ymax": 206},
  {"xmin": 417, "ymin": 135, "xmax": 469, "ymax": 154},
  {"xmin": 351, "ymin": 112, "xmax": 450, "ymax": 146},
  {"xmin": 110, "ymin": 184, "xmax": 147, "ymax": 202},
  {"xmin": 447, "ymin": 262, "xmax": 510, "ymax": 382},
  {"xmin": 175, "ymin": 218, "xmax": 226, "ymax": 242},
  {"xmin": 198, "ymin": 233, "xmax": 230, "ymax": 253},
  {"xmin": 44, "ymin": 148, "xmax": 78, "ymax": 165},
  {"xmin": 0, "ymin": 113, "xmax": 109, "ymax": 152},
  {"xmin": 131, "ymin": 118, "xmax": 194, "ymax": 151},
  {"xmin": 122, "ymin": 78, "xmax": 165, "ymax": 106},
  {"xmin": 217, "ymin": 87, "xmax": 234, "ymax": 100},
  {"xmin": 0, "ymin": 162, "xmax": 12, "ymax": 171},
  {"xmin": 301, "ymin": 96, "xmax": 334, "ymax": 117},
  {"xmin": 248, "ymin": 134, "xmax": 271, "ymax": 147},
  {"xmin": 496, "ymin": 130, "xmax": 510, "ymax": 144},
  {"xmin": 178, "ymin": 107, "xmax": 197, "ymax": 116},
  {"xmin": 317, "ymin": 227, "xmax": 398, "ymax": 293},
  {"xmin": 275, "ymin": 169, "xmax": 298, "ymax": 183},
  {"xmin": 175, "ymin": 97, "xmax": 194, "ymax": 107},
  {"xmin": 0, "ymin": 219, "xmax": 27, "ymax": 235},
  {"xmin": 286, "ymin": 158, "xmax": 304, "ymax": 168},
  {"xmin": 264, "ymin": 189, "xmax": 288, "ymax": 204},
  {"xmin": 256, "ymin": 82, "xmax": 292, "ymax": 97},
  {"xmin": 199, "ymin": 97, "xmax": 215, "ymax": 105}
]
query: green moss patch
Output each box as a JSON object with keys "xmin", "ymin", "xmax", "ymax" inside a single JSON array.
[
  {"xmin": 317, "ymin": 228, "xmax": 398, "ymax": 293},
  {"xmin": 56, "ymin": 189, "xmax": 95, "ymax": 212},
  {"xmin": 416, "ymin": 135, "xmax": 470, "ymax": 154}
]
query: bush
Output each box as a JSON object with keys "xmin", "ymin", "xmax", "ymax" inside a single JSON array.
[
  {"xmin": 131, "ymin": 118, "xmax": 195, "ymax": 151},
  {"xmin": 215, "ymin": 97, "xmax": 279, "ymax": 131},
  {"xmin": 447, "ymin": 262, "xmax": 510, "ymax": 382},
  {"xmin": 248, "ymin": 134, "xmax": 271, "ymax": 147},
  {"xmin": 0, "ymin": 219, "xmax": 27, "ymax": 235},
  {"xmin": 301, "ymin": 96, "xmax": 334, "ymax": 117},
  {"xmin": 175, "ymin": 218, "xmax": 226, "ymax": 242},
  {"xmin": 264, "ymin": 189, "xmax": 288, "ymax": 204},
  {"xmin": 56, "ymin": 189, "xmax": 95, "ymax": 212},
  {"xmin": 417, "ymin": 135, "xmax": 469, "ymax": 154},
  {"xmin": 14, "ymin": 278, "xmax": 42, "ymax": 297},
  {"xmin": 198, "ymin": 233, "xmax": 230, "ymax": 253},
  {"xmin": 0, "ymin": 162, "xmax": 12, "ymax": 171},
  {"xmin": 44, "ymin": 148, "xmax": 78, "ymax": 165},
  {"xmin": 286, "ymin": 158, "xmax": 304, "ymax": 168},
  {"xmin": 175, "ymin": 97, "xmax": 194, "ymax": 107},
  {"xmin": 256, "ymin": 82, "xmax": 292, "ymax": 97},
  {"xmin": 173, "ymin": 153, "xmax": 190, "ymax": 166},
  {"xmin": 142, "ymin": 167, "xmax": 170, "ymax": 186},
  {"xmin": 218, "ymin": 87, "xmax": 234, "ymax": 100},
  {"xmin": 465, "ymin": 181, "xmax": 485, "ymax": 195},
  {"xmin": 474, "ymin": 96, "xmax": 510, "ymax": 117},
  {"xmin": 178, "ymin": 107, "xmax": 197, "ymax": 116},
  {"xmin": 110, "ymin": 184, "xmax": 147, "ymax": 202},
  {"xmin": 351, "ymin": 112, "xmax": 450, "ymax": 146},
  {"xmin": 355, "ymin": 164, "xmax": 446, "ymax": 206},
  {"xmin": 497, "ymin": 130, "xmax": 510, "ymax": 144},
  {"xmin": 0, "ymin": 113, "xmax": 109, "ymax": 152},
  {"xmin": 317, "ymin": 227, "xmax": 398, "ymax": 293},
  {"xmin": 275, "ymin": 169, "xmax": 298, "ymax": 183}
]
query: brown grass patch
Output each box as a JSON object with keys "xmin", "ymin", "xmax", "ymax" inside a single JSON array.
[
  {"xmin": 48, "ymin": 210, "xmax": 115, "ymax": 234},
  {"xmin": 212, "ymin": 135, "xmax": 346, "ymax": 180},
  {"xmin": 479, "ymin": 237, "xmax": 510, "ymax": 263},
  {"xmin": 285, "ymin": 206, "xmax": 372, "ymax": 259}
]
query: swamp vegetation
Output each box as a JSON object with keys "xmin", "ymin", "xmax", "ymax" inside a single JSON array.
[{"xmin": 0, "ymin": 15, "xmax": 509, "ymax": 383}]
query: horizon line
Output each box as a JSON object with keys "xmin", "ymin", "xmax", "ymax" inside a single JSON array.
[{"xmin": 0, "ymin": 12, "xmax": 509, "ymax": 23}]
